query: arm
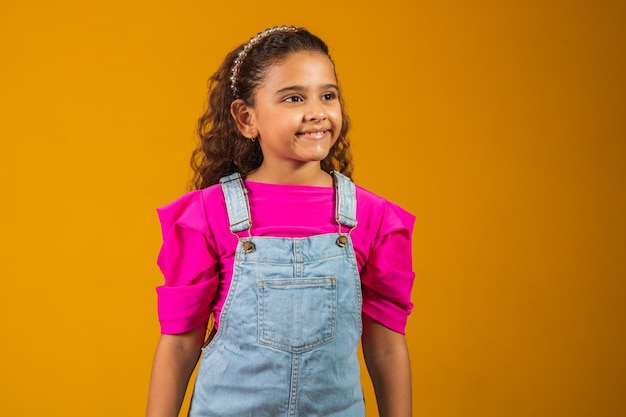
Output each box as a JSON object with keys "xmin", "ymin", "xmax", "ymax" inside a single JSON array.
[
  {"xmin": 146, "ymin": 323, "xmax": 207, "ymax": 417},
  {"xmin": 362, "ymin": 314, "xmax": 412, "ymax": 417}
]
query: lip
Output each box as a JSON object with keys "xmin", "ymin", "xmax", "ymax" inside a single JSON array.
[{"xmin": 296, "ymin": 129, "xmax": 331, "ymax": 140}]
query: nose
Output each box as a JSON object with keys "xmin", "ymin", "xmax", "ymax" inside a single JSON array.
[{"xmin": 304, "ymin": 100, "xmax": 327, "ymax": 121}]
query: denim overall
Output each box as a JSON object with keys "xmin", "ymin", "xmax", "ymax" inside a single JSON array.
[{"xmin": 188, "ymin": 172, "xmax": 365, "ymax": 417}]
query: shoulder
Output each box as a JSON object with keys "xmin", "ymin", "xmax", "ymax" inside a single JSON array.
[
  {"xmin": 355, "ymin": 184, "xmax": 415, "ymax": 232},
  {"xmin": 355, "ymin": 185, "xmax": 386, "ymax": 211},
  {"xmin": 156, "ymin": 184, "xmax": 225, "ymax": 237}
]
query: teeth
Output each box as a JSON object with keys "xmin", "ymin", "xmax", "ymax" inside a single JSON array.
[{"xmin": 303, "ymin": 131, "xmax": 325, "ymax": 137}]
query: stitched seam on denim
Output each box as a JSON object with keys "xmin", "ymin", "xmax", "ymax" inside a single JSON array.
[
  {"xmin": 333, "ymin": 171, "xmax": 357, "ymax": 228},
  {"xmin": 238, "ymin": 254, "xmax": 347, "ymax": 265},
  {"xmin": 221, "ymin": 173, "xmax": 251, "ymax": 233},
  {"xmin": 289, "ymin": 354, "xmax": 299, "ymax": 417},
  {"xmin": 257, "ymin": 278, "xmax": 337, "ymax": 353}
]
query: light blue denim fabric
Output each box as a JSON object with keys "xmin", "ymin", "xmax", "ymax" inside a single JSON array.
[{"xmin": 188, "ymin": 172, "xmax": 364, "ymax": 417}]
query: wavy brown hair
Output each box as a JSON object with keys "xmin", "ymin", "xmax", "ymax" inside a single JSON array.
[{"xmin": 190, "ymin": 27, "xmax": 353, "ymax": 189}]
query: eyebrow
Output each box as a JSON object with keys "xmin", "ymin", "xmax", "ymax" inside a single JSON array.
[{"xmin": 275, "ymin": 84, "xmax": 339, "ymax": 95}]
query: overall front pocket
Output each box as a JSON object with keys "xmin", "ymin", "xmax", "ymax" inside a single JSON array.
[{"xmin": 257, "ymin": 277, "xmax": 337, "ymax": 353}]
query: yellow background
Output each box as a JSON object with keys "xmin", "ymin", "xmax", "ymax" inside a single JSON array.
[{"xmin": 1, "ymin": 1, "xmax": 625, "ymax": 416}]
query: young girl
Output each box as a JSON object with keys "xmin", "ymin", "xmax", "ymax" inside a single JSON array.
[{"xmin": 146, "ymin": 26, "xmax": 415, "ymax": 417}]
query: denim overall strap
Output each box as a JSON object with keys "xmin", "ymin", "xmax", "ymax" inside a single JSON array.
[
  {"xmin": 332, "ymin": 171, "xmax": 358, "ymax": 229},
  {"xmin": 219, "ymin": 172, "xmax": 252, "ymax": 233}
]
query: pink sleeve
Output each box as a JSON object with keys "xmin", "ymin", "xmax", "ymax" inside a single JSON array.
[
  {"xmin": 155, "ymin": 191, "xmax": 219, "ymax": 334},
  {"xmin": 360, "ymin": 201, "xmax": 416, "ymax": 334}
]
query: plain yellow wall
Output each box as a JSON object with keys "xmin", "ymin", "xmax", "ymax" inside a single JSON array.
[{"xmin": 1, "ymin": 1, "xmax": 625, "ymax": 416}]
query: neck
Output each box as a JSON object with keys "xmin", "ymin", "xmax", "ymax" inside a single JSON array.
[{"xmin": 246, "ymin": 163, "xmax": 332, "ymax": 186}]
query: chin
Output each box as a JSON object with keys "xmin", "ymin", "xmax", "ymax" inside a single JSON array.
[{"xmin": 310, "ymin": 150, "xmax": 332, "ymax": 161}]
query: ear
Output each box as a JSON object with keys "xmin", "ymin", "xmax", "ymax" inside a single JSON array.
[{"xmin": 230, "ymin": 99, "xmax": 258, "ymax": 139}]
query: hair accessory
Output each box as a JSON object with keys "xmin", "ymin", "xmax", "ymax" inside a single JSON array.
[{"xmin": 230, "ymin": 25, "xmax": 299, "ymax": 98}]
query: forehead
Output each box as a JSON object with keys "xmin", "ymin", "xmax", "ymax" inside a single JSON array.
[{"xmin": 260, "ymin": 51, "xmax": 337, "ymax": 89}]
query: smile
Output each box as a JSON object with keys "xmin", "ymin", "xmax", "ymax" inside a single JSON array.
[{"xmin": 297, "ymin": 130, "xmax": 330, "ymax": 140}]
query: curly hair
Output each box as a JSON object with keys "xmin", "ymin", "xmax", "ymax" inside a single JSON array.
[{"xmin": 190, "ymin": 27, "xmax": 353, "ymax": 190}]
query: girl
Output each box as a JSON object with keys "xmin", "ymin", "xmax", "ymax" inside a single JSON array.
[{"xmin": 147, "ymin": 26, "xmax": 415, "ymax": 417}]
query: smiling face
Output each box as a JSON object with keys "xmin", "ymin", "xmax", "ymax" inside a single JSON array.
[{"xmin": 236, "ymin": 51, "xmax": 342, "ymax": 181}]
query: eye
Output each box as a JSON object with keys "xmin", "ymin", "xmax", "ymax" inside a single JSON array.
[
  {"xmin": 284, "ymin": 95, "xmax": 304, "ymax": 103},
  {"xmin": 321, "ymin": 92, "xmax": 337, "ymax": 101}
]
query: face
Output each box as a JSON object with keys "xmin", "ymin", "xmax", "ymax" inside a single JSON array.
[{"xmin": 246, "ymin": 51, "xmax": 342, "ymax": 172}]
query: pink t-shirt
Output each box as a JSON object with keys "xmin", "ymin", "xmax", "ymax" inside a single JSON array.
[{"xmin": 156, "ymin": 180, "xmax": 415, "ymax": 335}]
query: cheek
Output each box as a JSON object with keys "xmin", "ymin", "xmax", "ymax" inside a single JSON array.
[
  {"xmin": 327, "ymin": 104, "xmax": 342, "ymax": 124},
  {"xmin": 331, "ymin": 108, "xmax": 343, "ymax": 132},
  {"xmin": 257, "ymin": 110, "xmax": 292, "ymax": 133}
]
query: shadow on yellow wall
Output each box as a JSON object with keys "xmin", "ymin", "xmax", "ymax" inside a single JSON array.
[{"xmin": 1, "ymin": 1, "xmax": 624, "ymax": 416}]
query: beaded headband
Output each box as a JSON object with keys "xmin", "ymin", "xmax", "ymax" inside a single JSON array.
[{"xmin": 229, "ymin": 25, "xmax": 300, "ymax": 98}]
